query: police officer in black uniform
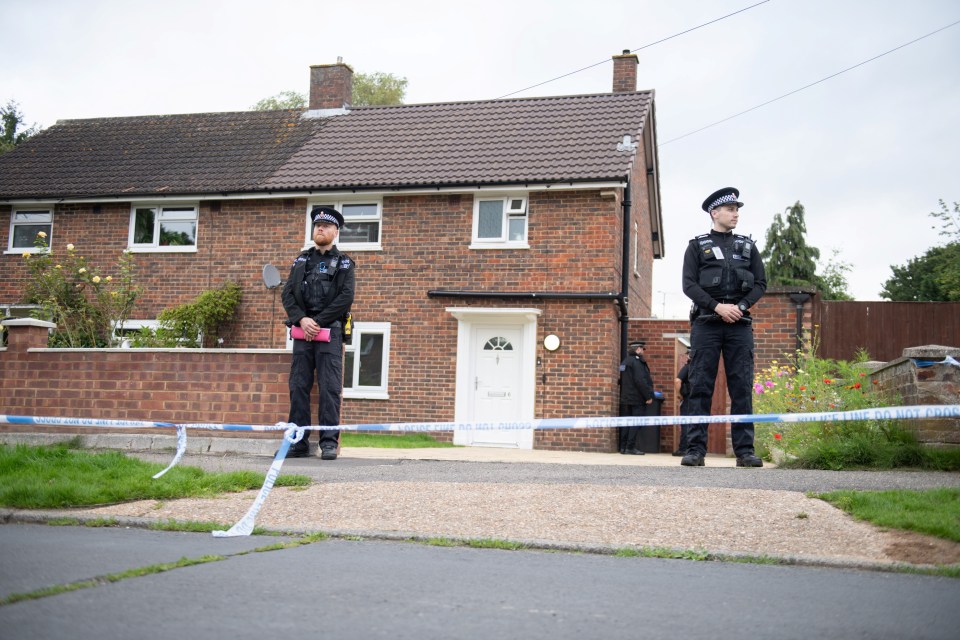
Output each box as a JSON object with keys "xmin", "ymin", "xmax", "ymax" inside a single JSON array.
[
  {"xmin": 281, "ymin": 206, "xmax": 356, "ymax": 459},
  {"xmin": 618, "ymin": 340, "xmax": 655, "ymax": 455},
  {"xmin": 681, "ymin": 187, "xmax": 766, "ymax": 467}
]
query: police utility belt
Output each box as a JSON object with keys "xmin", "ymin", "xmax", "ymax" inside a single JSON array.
[{"xmin": 689, "ymin": 302, "xmax": 753, "ymax": 325}]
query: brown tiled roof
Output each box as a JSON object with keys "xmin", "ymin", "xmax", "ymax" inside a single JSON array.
[
  {"xmin": 265, "ymin": 92, "xmax": 653, "ymax": 189},
  {"xmin": 0, "ymin": 110, "xmax": 322, "ymax": 199},
  {"xmin": 0, "ymin": 91, "xmax": 653, "ymax": 199}
]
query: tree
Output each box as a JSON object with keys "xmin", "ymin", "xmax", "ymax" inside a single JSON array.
[
  {"xmin": 352, "ymin": 71, "xmax": 407, "ymax": 106},
  {"xmin": 881, "ymin": 200, "xmax": 960, "ymax": 302},
  {"xmin": 760, "ymin": 201, "xmax": 820, "ymax": 287},
  {"xmin": 250, "ymin": 90, "xmax": 306, "ymax": 111},
  {"xmin": 0, "ymin": 100, "xmax": 40, "ymax": 154},
  {"xmin": 816, "ymin": 249, "xmax": 854, "ymax": 301},
  {"xmin": 251, "ymin": 71, "xmax": 407, "ymax": 110}
]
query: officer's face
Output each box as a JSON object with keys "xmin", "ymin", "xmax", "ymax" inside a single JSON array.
[
  {"xmin": 711, "ymin": 204, "xmax": 739, "ymax": 232},
  {"xmin": 312, "ymin": 222, "xmax": 339, "ymax": 247}
]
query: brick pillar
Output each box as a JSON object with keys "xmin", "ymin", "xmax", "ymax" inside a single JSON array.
[
  {"xmin": 2, "ymin": 318, "xmax": 55, "ymax": 352},
  {"xmin": 309, "ymin": 60, "xmax": 354, "ymax": 110},
  {"xmin": 612, "ymin": 50, "xmax": 639, "ymax": 93}
]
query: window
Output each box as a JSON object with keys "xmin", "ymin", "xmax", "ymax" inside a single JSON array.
[
  {"xmin": 128, "ymin": 204, "xmax": 198, "ymax": 251},
  {"xmin": 8, "ymin": 208, "xmax": 53, "ymax": 252},
  {"xmin": 306, "ymin": 201, "xmax": 381, "ymax": 250},
  {"xmin": 343, "ymin": 322, "xmax": 391, "ymax": 399},
  {"xmin": 471, "ymin": 195, "xmax": 528, "ymax": 248},
  {"xmin": 112, "ymin": 319, "xmax": 160, "ymax": 348}
]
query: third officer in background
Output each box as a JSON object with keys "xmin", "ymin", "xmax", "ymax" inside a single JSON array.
[
  {"xmin": 681, "ymin": 187, "xmax": 766, "ymax": 467},
  {"xmin": 619, "ymin": 340, "xmax": 655, "ymax": 455}
]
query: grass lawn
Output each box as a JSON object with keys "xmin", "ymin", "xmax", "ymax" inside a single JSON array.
[
  {"xmin": 0, "ymin": 442, "xmax": 310, "ymax": 509},
  {"xmin": 340, "ymin": 432, "xmax": 455, "ymax": 448},
  {"xmin": 817, "ymin": 487, "xmax": 960, "ymax": 543}
]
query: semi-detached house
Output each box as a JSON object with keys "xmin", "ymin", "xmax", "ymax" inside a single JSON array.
[{"xmin": 0, "ymin": 52, "xmax": 663, "ymax": 452}]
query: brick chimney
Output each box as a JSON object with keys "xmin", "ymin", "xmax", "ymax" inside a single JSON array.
[
  {"xmin": 612, "ymin": 50, "xmax": 638, "ymax": 93},
  {"xmin": 309, "ymin": 58, "xmax": 353, "ymax": 110}
]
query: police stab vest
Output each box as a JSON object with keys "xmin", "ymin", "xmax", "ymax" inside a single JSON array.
[{"xmin": 692, "ymin": 233, "xmax": 755, "ymax": 299}]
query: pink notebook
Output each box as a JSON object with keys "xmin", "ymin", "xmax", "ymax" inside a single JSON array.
[{"xmin": 290, "ymin": 326, "xmax": 331, "ymax": 342}]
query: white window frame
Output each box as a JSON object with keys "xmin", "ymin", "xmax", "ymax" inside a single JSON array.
[
  {"xmin": 6, "ymin": 207, "xmax": 54, "ymax": 254},
  {"xmin": 470, "ymin": 194, "xmax": 529, "ymax": 249},
  {"xmin": 112, "ymin": 319, "xmax": 160, "ymax": 348},
  {"xmin": 343, "ymin": 321, "xmax": 391, "ymax": 400},
  {"xmin": 127, "ymin": 203, "xmax": 199, "ymax": 253},
  {"xmin": 305, "ymin": 200, "xmax": 382, "ymax": 251}
]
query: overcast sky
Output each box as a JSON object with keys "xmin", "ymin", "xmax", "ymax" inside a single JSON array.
[{"xmin": 3, "ymin": 0, "xmax": 958, "ymax": 318}]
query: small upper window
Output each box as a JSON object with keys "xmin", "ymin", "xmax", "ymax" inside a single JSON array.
[
  {"xmin": 471, "ymin": 196, "xmax": 528, "ymax": 248},
  {"xmin": 129, "ymin": 204, "xmax": 198, "ymax": 252},
  {"xmin": 306, "ymin": 201, "xmax": 382, "ymax": 251},
  {"xmin": 8, "ymin": 208, "xmax": 53, "ymax": 252}
]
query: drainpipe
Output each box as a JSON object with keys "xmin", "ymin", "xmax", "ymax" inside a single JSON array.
[
  {"xmin": 788, "ymin": 292, "xmax": 811, "ymax": 361},
  {"xmin": 619, "ymin": 182, "xmax": 631, "ymax": 358}
]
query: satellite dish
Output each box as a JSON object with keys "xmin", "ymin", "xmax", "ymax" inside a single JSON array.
[{"xmin": 262, "ymin": 264, "xmax": 283, "ymax": 289}]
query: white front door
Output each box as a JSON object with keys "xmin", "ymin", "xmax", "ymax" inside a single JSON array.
[
  {"xmin": 467, "ymin": 326, "xmax": 523, "ymax": 446},
  {"xmin": 449, "ymin": 308, "xmax": 539, "ymax": 449}
]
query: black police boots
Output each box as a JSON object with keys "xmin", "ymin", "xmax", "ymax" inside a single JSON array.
[
  {"xmin": 680, "ymin": 452, "xmax": 705, "ymax": 466},
  {"xmin": 736, "ymin": 454, "xmax": 763, "ymax": 467}
]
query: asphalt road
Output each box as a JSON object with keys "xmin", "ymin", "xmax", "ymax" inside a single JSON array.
[{"xmin": 1, "ymin": 523, "xmax": 958, "ymax": 640}]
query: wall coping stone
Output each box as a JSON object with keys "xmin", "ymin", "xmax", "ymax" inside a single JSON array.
[
  {"xmin": 902, "ymin": 345, "xmax": 960, "ymax": 358},
  {"xmin": 2, "ymin": 318, "xmax": 56, "ymax": 329}
]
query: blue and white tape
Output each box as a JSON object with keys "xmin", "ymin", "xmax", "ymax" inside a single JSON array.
[{"xmin": 2, "ymin": 405, "xmax": 958, "ymax": 537}]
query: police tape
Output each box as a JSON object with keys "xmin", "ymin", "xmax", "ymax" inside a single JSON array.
[{"xmin": 2, "ymin": 405, "xmax": 959, "ymax": 537}]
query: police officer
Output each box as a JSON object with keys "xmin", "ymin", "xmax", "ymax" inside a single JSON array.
[
  {"xmin": 681, "ymin": 187, "xmax": 766, "ymax": 467},
  {"xmin": 618, "ymin": 340, "xmax": 655, "ymax": 455},
  {"xmin": 281, "ymin": 206, "xmax": 356, "ymax": 459}
]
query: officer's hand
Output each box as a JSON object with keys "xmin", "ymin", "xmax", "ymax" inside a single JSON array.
[
  {"xmin": 300, "ymin": 317, "xmax": 321, "ymax": 339},
  {"xmin": 715, "ymin": 303, "xmax": 743, "ymax": 324},
  {"xmin": 645, "ymin": 399, "xmax": 653, "ymax": 405}
]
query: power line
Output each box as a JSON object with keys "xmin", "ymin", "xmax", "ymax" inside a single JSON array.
[
  {"xmin": 495, "ymin": 0, "xmax": 773, "ymax": 99},
  {"xmin": 660, "ymin": 19, "xmax": 960, "ymax": 146}
]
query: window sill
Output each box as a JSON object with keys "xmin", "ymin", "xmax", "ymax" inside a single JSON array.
[
  {"xmin": 469, "ymin": 242, "xmax": 530, "ymax": 250},
  {"xmin": 343, "ymin": 390, "xmax": 390, "ymax": 400},
  {"xmin": 126, "ymin": 246, "xmax": 198, "ymax": 254}
]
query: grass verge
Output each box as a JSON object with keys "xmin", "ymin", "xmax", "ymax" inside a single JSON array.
[
  {"xmin": 817, "ymin": 487, "xmax": 960, "ymax": 542},
  {"xmin": 0, "ymin": 442, "xmax": 310, "ymax": 510}
]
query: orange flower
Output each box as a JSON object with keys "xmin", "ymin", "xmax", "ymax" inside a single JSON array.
[
  {"xmin": 799, "ymin": 385, "xmax": 806, "ymax": 391},
  {"xmin": 823, "ymin": 378, "xmax": 833, "ymax": 384},
  {"xmin": 774, "ymin": 433, "xmax": 782, "ymax": 440}
]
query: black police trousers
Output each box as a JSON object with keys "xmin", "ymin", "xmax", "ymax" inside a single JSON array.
[
  {"xmin": 288, "ymin": 334, "xmax": 343, "ymax": 451},
  {"xmin": 682, "ymin": 317, "xmax": 756, "ymax": 458}
]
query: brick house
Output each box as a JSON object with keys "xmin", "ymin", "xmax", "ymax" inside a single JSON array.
[{"xmin": 0, "ymin": 53, "xmax": 663, "ymax": 452}]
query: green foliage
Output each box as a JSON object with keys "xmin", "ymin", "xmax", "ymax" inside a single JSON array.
[
  {"xmin": 134, "ymin": 281, "xmax": 243, "ymax": 348},
  {"xmin": 250, "ymin": 90, "xmax": 306, "ymax": 110},
  {"xmin": 0, "ymin": 99, "xmax": 40, "ymax": 154},
  {"xmin": 0, "ymin": 442, "xmax": 309, "ymax": 509},
  {"xmin": 881, "ymin": 200, "xmax": 960, "ymax": 301},
  {"xmin": 761, "ymin": 201, "xmax": 820, "ymax": 287},
  {"xmin": 340, "ymin": 432, "xmax": 453, "ymax": 448},
  {"xmin": 352, "ymin": 71, "xmax": 407, "ymax": 106},
  {"xmin": 21, "ymin": 235, "xmax": 141, "ymax": 347},
  {"xmin": 251, "ymin": 70, "xmax": 407, "ymax": 111},
  {"xmin": 880, "ymin": 242, "xmax": 960, "ymax": 301}
]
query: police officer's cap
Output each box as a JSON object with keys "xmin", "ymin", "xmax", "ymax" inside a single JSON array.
[
  {"xmin": 702, "ymin": 187, "xmax": 744, "ymax": 213},
  {"xmin": 628, "ymin": 340, "xmax": 646, "ymax": 349},
  {"xmin": 311, "ymin": 206, "xmax": 344, "ymax": 228}
]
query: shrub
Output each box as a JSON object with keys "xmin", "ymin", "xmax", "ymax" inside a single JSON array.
[
  {"xmin": 131, "ymin": 281, "xmax": 242, "ymax": 348},
  {"xmin": 21, "ymin": 234, "xmax": 140, "ymax": 347}
]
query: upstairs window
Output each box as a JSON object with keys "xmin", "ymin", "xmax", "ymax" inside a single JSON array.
[
  {"xmin": 8, "ymin": 208, "xmax": 53, "ymax": 252},
  {"xmin": 471, "ymin": 195, "xmax": 528, "ymax": 248},
  {"xmin": 306, "ymin": 201, "xmax": 381, "ymax": 251},
  {"xmin": 129, "ymin": 204, "xmax": 198, "ymax": 252}
]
